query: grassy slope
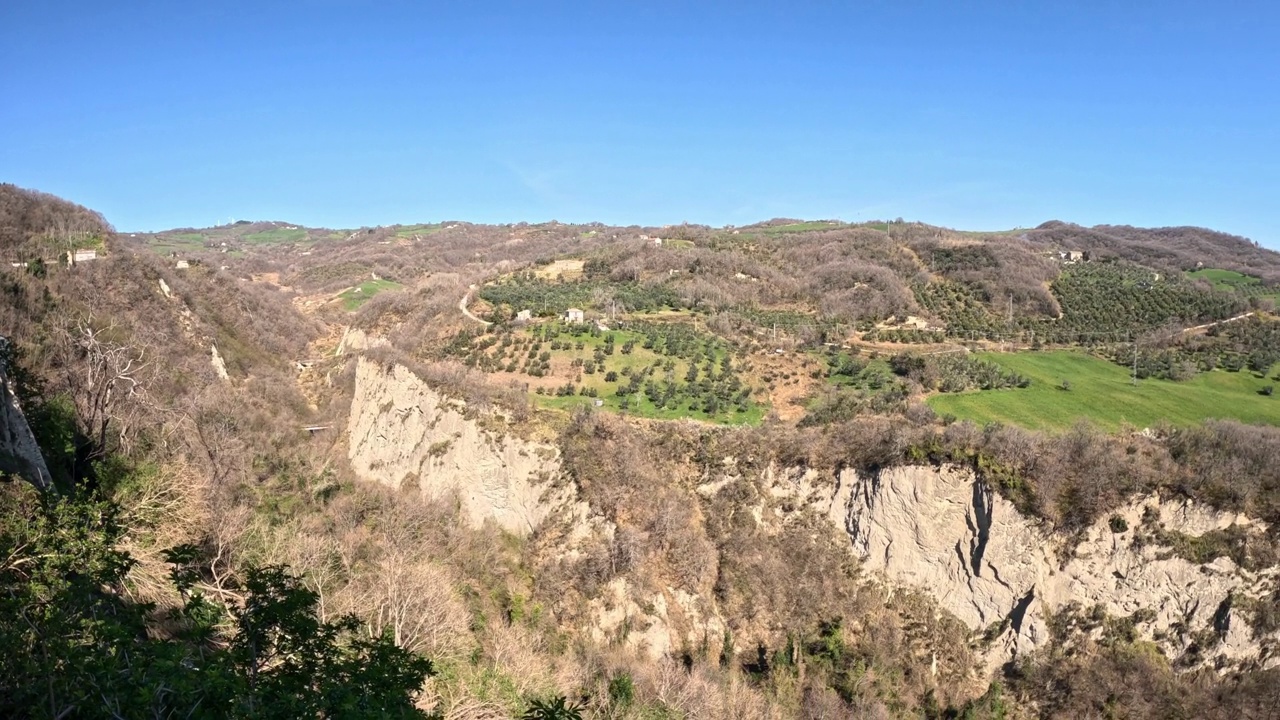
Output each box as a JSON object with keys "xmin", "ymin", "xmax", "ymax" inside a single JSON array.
[
  {"xmin": 1187, "ymin": 268, "xmax": 1280, "ymax": 303},
  {"xmin": 761, "ymin": 221, "xmax": 846, "ymax": 234},
  {"xmin": 394, "ymin": 223, "xmax": 445, "ymax": 238},
  {"xmin": 339, "ymin": 279, "xmax": 403, "ymax": 310},
  {"xmin": 927, "ymin": 350, "xmax": 1280, "ymax": 431},
  {"xmin": 1188, "ymin": 268, "xmax": 1263, "ymax": 289}
]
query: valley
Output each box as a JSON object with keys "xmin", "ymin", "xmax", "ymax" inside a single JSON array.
[{"xmin": 5, "ymin": 184, "xmax": 1280, "ymax": 718}]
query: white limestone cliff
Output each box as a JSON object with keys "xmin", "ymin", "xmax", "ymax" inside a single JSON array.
[
  {"xmin": 346, "ymin": 357, "xmax": 566, "ymax": 535},
  {"xmin": 830, "ymin": 464, "xmax": 1277, "ymax": 671}
]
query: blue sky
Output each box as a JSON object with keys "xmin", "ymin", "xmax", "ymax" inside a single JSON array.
[{"xmin": 2, "ymin": 2, "xmax": 1278, "ymax": 246}]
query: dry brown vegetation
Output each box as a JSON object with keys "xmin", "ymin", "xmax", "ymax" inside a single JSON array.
[{"xmin": 8, "ymin": 183, "xmax": 1280, "ymax": 717}]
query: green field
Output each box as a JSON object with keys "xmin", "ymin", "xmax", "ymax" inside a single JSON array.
[
  {"xmin": 1187, "ymin": 268, "xmax": 1280, "ymax": 304},
  {"xmin": 243, "ymin": 227, "xmax": 309, "ymax": 244},
  {"xmin": 927, "ymin": 351, "xmax": 1280, "ymax": 431},
  {"xmin": 761, "ymin": 221, "xmax": 845, "ymax": 234},
  {"xmin": 394, "ymin": 224, "xmax": 445, "ymax": 238},
  {"xmin": 1187, "ymin": 268, "xmax": 1262, "ymax": 290},
  {"xmin": 339, "ymin": 279, "xmax": 403, "ymax": 310},
  {"xmin": 146, "ymin": 232, "xmax": 208, "ymax": 255}
]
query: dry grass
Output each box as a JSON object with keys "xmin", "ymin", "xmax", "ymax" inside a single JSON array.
[{"xmin": 116, "ymin": 460, "xmax": 210, "ymax": 606}]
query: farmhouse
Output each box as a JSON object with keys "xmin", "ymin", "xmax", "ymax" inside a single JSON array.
[
  {"xmin": 516, "ymin": 309, "xmax": 532, "ymax": 322},
  {"xmin": 67, "ymin": 248, "xmax": 98, "ymax": 265},
  {"xmin": 565, "ymin": 308, "xmax": 584, "ymax": 324}
]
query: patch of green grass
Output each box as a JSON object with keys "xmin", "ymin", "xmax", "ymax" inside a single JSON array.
[
  {"xmin": 243, "ymin": 227, "xmax": 309, "ymax": 244},
  {"xmin": 145, "ymin": 232, "xmax": 208, "ymax": 254},
  {"xmin": 394, "ymin": 224, "xmax": 445, "ymax": 238},
  {"xmin": 762, "ymin": 221, "xmax": 845, "ymax": 234},
  {"xmin": 338, "ymin": 279, "xmax": 403, "ymax": 310},
  {"xmin": 1187, "ymin": 268, "xmax": 1262, "ymax": 290},
  {"xmin": 1187, "ymin": 268, "xmax": 1280, "ymax": 305},
  {"xmin": 927, "ymin": 350, "xmax": 1280, "ymax": 431}
]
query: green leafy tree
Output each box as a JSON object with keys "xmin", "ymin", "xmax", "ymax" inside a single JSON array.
[{"xmin": 0, "ymin": 484, "xmax": 437, "ymax": 719}]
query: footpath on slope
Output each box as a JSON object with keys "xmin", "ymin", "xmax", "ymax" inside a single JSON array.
[{"xmin": 459, "ymin": 285, "xmax": 492, "ymax": 327}]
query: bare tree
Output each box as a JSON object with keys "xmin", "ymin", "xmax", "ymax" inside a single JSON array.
[{"xmin": 51, "ymin": 316, "xmax": 150, "ymax": 469}]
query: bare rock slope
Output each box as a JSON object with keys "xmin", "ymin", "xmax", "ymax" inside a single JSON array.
[
  {"xmin": 833, "ymin": 464, "xmax": 1278, "ymax": 670},
  {"xmin": 0, "ymin": 354, "xmax": 51, "ymax": 490},
  {"xmin": 346, "ymin": 358, "xmax": 565, "ymax": 535}
]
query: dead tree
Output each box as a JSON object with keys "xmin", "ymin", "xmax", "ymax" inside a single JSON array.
[{"xmin": 51, "ymin": 317, "xmax": 150, "ymax": 472}]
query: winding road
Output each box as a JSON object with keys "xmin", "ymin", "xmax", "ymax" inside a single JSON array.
[{"xmin": 459, "ymin": 285, "xmax": 491, "ymax": 327}]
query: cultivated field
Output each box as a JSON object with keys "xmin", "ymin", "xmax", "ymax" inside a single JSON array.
[{"xmin": 927, "ymin": 350, "xmax": 1280, "ymax": 430}]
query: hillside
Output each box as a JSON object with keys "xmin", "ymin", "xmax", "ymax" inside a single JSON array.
[{"xmin": 5, "ymin": 182, "xmax": 1280, "ymax": 718}]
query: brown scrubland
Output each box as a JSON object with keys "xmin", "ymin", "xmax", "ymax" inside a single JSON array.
[{"xmin": 5, "ymin": 183, "xmax": 1280, "ymax": 718}]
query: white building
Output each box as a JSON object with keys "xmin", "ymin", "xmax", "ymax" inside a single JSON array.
[
  {"xmin": 565, "ymin": 308, "xmax": 585, "ymax": 324},
  {"xmin": 69, "ymin": 248, "xmax": 98, "ymax": 264}
]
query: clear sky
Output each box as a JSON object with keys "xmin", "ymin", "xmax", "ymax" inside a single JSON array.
[{"xmin": 2, "ymin": 2, "xmax": 1278, "ymax": 246}]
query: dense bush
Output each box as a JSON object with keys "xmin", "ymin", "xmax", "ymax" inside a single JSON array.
[{"xmin": 0, "ymin": 483, "xmax": 435, "ymax": 718}]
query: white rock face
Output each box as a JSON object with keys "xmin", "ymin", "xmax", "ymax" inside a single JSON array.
[
  {"xmin": 833, "ymin": 464, "xmax": 1278, "ymax": 670},
  {"xmin": 0, "ymin": 359, "xmax": 52, "ymax": 490},
  {"xmin": 210, "ymin": 344, "xmax": 229, "ymax": 381},
  {"xmin": 346, "ymin": 358, "xmax": 565, "ymax": 535},
  {"xmin": 336, "ymin": 327, "xmax": 386, "ymax": 356}
]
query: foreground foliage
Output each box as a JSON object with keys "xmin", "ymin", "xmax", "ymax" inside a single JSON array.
[{"xmin": 0, "ymin": 482, "xmax": 436, "ymax": 719}]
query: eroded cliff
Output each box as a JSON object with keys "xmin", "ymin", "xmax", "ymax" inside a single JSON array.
[
  {"xmin": 346, "ymin": 358, "xmax": 566, "ymax": 535},
  {"xmin": 0, "ymin": 355, "xmax": 51, "ymax": 491},
  {"xmin": 830, "ymin": 464, "xmax": 1278, "ymax": 670}
]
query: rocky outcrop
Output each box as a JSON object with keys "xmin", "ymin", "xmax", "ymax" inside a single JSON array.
[
  {"xmin": 833, "ymin": 464, "xmax": 1278, "ymax": 671},
  {"xmin": 335, "ymin": 327, "xmax": 386, "ymax": 356},
  {"xmin": 0, "ymin": 358, "xmax": 52, "ymax": 491},
  {"xmin": 210, "ymin": 344, "xmax": 229, "ymax": 380},
  {"xmin": 346, "ymin": 358, "xmax": 565, "ymax": 535},
  {"xmin": 587, "ymin": 578, "xmax": 727, "ymax": 662}
]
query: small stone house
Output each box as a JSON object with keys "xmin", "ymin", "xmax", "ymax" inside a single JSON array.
[
  {"xmin": 68, "ymin": 248, "xmax": 98, "ymax": 264},
  {"xmin": 516, "ymin": 309, "xmax": 532, "ymax": 322},
  {"xmin": 565, "ymin": 308, "xmax": 585, "ymax": 324}
]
